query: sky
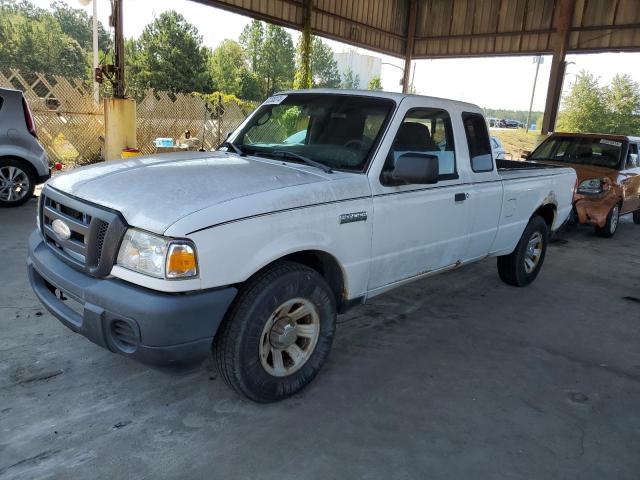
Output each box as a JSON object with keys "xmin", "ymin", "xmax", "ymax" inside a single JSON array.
[{"xmin": 32, "ymin": 0, "xmax": 640, "ymax": 111}]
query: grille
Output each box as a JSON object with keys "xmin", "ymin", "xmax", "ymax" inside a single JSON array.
[
  {"xmin": 41, "ymin": 194, "xmax": 94, "ymax": 264},
  {"xmin": 39, "ymin": 187, "xmax": 127, "ymax": 277},
  {"xmin": 110, "ymin": 320, "xmax": 139, "ymax": 353},
  {"xmin": 94, "ymin": 220, "xmax": 109, "ymax": 263}
]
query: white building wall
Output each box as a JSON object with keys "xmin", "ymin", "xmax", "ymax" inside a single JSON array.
[{"xmin": 334, "ymin": 51, "xmax": 382, "ymax": 89}]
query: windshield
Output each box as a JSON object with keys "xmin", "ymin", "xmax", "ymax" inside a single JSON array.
[
  {"xmin": 530, "ymin": 136, "xmax": 623, "ymax": 169},
  {"xmin": 230, "ymin": 93, "xmax": 395, "ymax": 172}
]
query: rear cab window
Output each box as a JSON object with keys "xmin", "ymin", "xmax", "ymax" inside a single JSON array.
[
  {"xmin": 381, "ymin": 107, "xmax": 456, "ymax": 185},
  {"xmin": 462, "ymin": 112, "xmax": 493, "ymax": 172}
]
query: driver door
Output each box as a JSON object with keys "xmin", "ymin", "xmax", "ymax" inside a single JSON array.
[{"xmin": 367, "ymin": 100, "xmax": 471, "ymax": 293}]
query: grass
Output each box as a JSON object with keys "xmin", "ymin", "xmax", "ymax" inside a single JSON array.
[{"xmin": 491, "ymin": 128, "xmax": 546, "ymax": 159}]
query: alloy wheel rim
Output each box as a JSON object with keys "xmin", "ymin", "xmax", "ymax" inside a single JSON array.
[
  {"xmin": 524, "ymin": 231, "xmax": 543, "ymax": 274},
  {"xmin": 259, "ymin": 297, "xmax": 320, "ymax": 377},
  {"xmin": 0, "ymin": 166, "xmax": 30, "ymax": 202},
  {"xmin": 610, "ymin": 205, "xmax": 619, "ymax": 234}
]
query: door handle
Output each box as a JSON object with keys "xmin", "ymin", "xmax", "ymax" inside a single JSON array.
[{"xmin": 455, "ymin": 193, "xmax": 468, "ymax": 202}]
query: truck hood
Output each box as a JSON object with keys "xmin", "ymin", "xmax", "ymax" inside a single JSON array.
[{"xmin": 47, "ymin": 151, "xmax": 327, "ymax": 234}]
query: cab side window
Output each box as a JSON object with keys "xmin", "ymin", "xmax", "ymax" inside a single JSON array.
[
  {"xmin": 627, "ymin": 143, "xmax": 639, "ymax": 169},
  {"xmin": 462, "ymin": 112, "xmax": 493, "ymax": 172},
  {"xmin": 381, "ymin": 108, "xmax": 456, "ymax": 185}
]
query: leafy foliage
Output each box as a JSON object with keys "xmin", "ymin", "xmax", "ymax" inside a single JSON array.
[
  {"xmin": 0, "ymin": 0, "xmax": 96, "ymax": 77},
  {"xmin": 133, "ymin": 11, "xmax": 212, "ymax": 94},
  {"xmin": 341, "ymin": 68, "xmax": 360, "ymax": 89},
  {"xmin": 367, "ymin": 76, "xmax": 383, "ymax": 91},
  {"xmin": 50, "ymin": 1, "xmax": 110, "ymax": 51},
  {"xmin": 557, "ymin": 71, "xmax": 640, "ymax": 135},
  {"xmin": 605, "ymin": 74, "xmax": 640, "ymax": 135},
  {"xmin": 208, "ymin": 39, "xmax": 261, "ymax": 100},
  {"xmin": 239, "ymin": 20, "xmax": 297, "ymax": 97}
]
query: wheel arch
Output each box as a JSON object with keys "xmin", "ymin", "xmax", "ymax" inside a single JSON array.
[
  {"xmin": 533, "ymin": 202, "xmax": 556, "ymax": 231},
  {"xmin": 0, "ymin": 155, "xmax": 38, "ymax": 181},
  {"xmin": 248, "ymin": 249, "xmax": 350, "ymax": 311}
]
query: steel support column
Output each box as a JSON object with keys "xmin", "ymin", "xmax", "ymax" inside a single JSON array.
[
  {"xmin": 112, "ymin": 0, "xmax": 126, "ymax": 98},
  {"xmin": 541, "ymin": 0, "xmax": 575, "ymax": 135},
  {"xmin": 296, "ymin": 0, "xmax": 313, "ymax": 89},
  {"xmin": 402, "ymin": 0, "xmax": 418, "ymax": 94}
]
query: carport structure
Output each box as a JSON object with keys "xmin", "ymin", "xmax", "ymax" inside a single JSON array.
[{"xmin": 192, "ymin": 0, "xmax": 640, "ymax": 134}]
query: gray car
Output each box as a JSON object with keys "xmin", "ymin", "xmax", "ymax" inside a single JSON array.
[{"xmin": 0, "ymin": 87, "xmax": 51, "ymax": 207}]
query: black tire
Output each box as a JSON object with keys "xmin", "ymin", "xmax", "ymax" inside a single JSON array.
[
  {"xmin": 213, "ymin": 261, "xmax": 337, "ymax": 403},
  {"xmin": 633, "ymin": 209, "xmax": 640, "ymax": 225},
  {"xmin": 0, "ymin": 158, "xmax": 36, "ymax": 208},
  {"xmin": 497, "ymin": 215, "xmax": 549, "ymax": 287},
  {"xmin": 595, "ymin": 203, "xmax": 620, "ymax": 238}
]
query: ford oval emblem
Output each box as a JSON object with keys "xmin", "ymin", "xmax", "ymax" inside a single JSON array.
[{"xmin": 52, "ymin": 218, "xmax": 71, "ymax": 240}]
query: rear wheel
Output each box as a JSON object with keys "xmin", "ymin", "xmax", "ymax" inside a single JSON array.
[
  {"xmin": 633, "ymin": 209, "xmax": 640, "ymax": 225},
  {"xmin": 213, "ymin": 262, "xmax": 336, "ymax": 403},
  {"xmin": 595, "ymin": 203, "xmax": 619, "ymax": 238},
  {"xmin": 497, "ymin": 215, "xmax": 549, "ymax": 287},
  {"xmin": 0, "ymin": 158, "xmax": 35, "ymax": 207}
]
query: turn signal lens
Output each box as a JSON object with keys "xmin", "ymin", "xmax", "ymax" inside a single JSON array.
[{"xmin": 166, "ymin": 243, "xmax": 198, "ymax": 278}]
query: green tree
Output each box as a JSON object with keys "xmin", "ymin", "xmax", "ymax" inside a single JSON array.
[
  {"xmin": 604, "ymin": 74, "xmax": 640, "ymax": 135},
  {"xmin": 135, "ymin": 11, "xmax": 212, "ymax": 93},
  {"xmin": 50, "ymin": 1, "xmax": 109, "ymax": 51},
  {"xmin": 259, "ymin": 24, "xmax": 295, "ymax": 95},
  {"xmin": 368, "ymin": 76, "xmax": 383, "ymax": 91},
  {"xmin": 239, "ymin": 20, "xmax": 264, "ymax": 73},
  {"xmin": 310, "ymin": 37, "xmax": 340, "ymax": 88},
  {"xmin": 0, "ymin": 3, "xmax": 86, "ymax": 77},
  {"xmin": 123, "ymin": 38, "xmax": 147, "ymax": 100},
  {"xmin": 208, "ymin": 39, "xmax": 262, "ymax": 101},
  {"xmin": 341, "ymin": 68, "xmax": 360, "ymax": 89},
  {"xmin": 294, "ymin": 36, "xmax": 340, "ymax": 89},
  {"xmin": 557, "ymin": 71, "xmax": 607, "ymax": 133}
]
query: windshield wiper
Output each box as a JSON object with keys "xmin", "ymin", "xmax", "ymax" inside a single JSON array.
[
  {"xmin": 219, "ymin": 141, "xmax": 245, "ymax": 156},
  {"xmin": 266, "ymin": 150, "xmax": 333, "ymax": 174}
]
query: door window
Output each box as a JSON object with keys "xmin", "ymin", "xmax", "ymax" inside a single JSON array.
[
  {"xmin": 381, "ymin": 108, "xmax": 456, "ymax": 185},
  {"xmin": 462, "ymin": 112, "xmax": 493, "ymax": 172},
  {"xmin": 627, "ymin": 144, "xmax": 639, "ymax": 168}
]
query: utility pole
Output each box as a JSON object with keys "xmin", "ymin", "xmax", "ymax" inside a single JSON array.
[{"xmin": 526, "ymin": 56, "xmax": 543, "ymax": 133}]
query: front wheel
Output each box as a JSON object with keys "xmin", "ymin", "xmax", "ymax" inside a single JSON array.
[
  {"xmin": 632, "ymin": 209, "xmax": 640, "ymax": 225},
  {"xmin": 213, "ymin": 262, "xmax": 336, "ymax": 403},
  {"xmin": 595, "ymin": 203, "xmax": 620, "ymax": 237},
  {"xmin": 497, "ymin": 215, "xmax": 549, "ymax": 287}
]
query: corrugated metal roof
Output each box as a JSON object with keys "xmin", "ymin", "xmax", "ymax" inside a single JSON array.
[{"xmin": 194, "ymin": 0, "xmax": 640, "ymax": 58}]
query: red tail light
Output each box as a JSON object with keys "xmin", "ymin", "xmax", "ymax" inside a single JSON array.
[{"xmin": 21, "ymin": 96, "xmax": 37, "ymax": 138}]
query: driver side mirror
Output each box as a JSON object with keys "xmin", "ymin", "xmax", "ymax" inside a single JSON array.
[
  {"xmin": 521, "ymin": 150, "xmax": 531, "ymax": 160},
  {"xmin": 390, "ymin": 153, "xmax": 439, "ymax": 185}
]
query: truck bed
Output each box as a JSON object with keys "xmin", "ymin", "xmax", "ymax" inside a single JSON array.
[
  {"xmin": 496, "ymin": 158, "xmax": 575, "ymax": 182},
  {"xmin": 496, "ymin": 159, "xmax": 560, "ymax": 170}
]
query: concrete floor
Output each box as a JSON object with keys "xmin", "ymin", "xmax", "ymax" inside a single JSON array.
[{"xmin": 1, "ymin": 198, "xmax": 640, "ymax": 480}]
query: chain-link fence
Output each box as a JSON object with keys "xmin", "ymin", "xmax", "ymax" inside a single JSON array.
[{"xmin": 0, "ymin": 68, "xmax": 255, "ymax": 165}]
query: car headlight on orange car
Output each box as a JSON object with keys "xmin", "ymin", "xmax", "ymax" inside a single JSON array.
[
  {"xmin": 117, "ymin": 229, "xmax": 198, "ymax": 279},
  {"xmin": 577, "ymin": 178, "xmax": 611, "ymax": 195}
]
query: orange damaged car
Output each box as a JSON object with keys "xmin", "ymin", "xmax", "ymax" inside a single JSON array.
[{"xmin": 528, "ymin": 133, "xmax": 640, "ymax": 237}]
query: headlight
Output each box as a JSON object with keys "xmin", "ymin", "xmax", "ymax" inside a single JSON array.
[
  {"xmin": 116, "ymin": 229, "xmax": 198, "ymax": 279},
  {"xmin": 577, "ymin": 178, "xmax": 610, "ymax": 195}
]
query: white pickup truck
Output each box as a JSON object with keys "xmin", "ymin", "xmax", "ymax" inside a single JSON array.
[{"xmin": 28, "ymin": 90, "xmax": 576, "ymax": 402}]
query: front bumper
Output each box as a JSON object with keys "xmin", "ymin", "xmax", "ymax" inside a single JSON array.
[
  {"xmin": 573, "ymin": 193, "xmax": 619, "ymax": 228},
  {"xmin": 27, "ymin": 231, "xmax": 237, "ymax": 373}
]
